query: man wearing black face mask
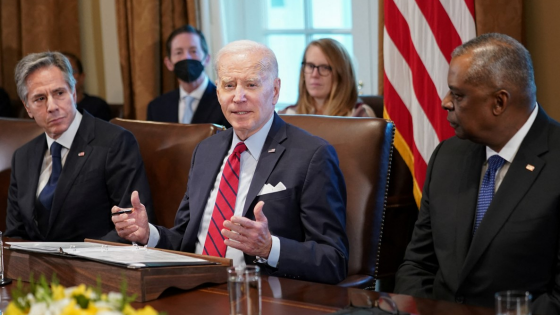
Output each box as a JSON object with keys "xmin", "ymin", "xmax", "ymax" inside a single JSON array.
[{"xmin": 147, "ymin": 25, "xmax": 230, "ymax": 128}]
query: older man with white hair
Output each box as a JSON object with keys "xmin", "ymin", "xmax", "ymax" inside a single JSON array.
[{"xmin": 112, "ymin": 40, "xmax": 349, "ymax": 284}]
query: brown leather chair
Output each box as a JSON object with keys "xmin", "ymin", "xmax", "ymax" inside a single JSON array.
[
  {"xmin": 360, "ymin": 95, "xmax": 419, "ymax": 290},
  {"xmin": 280, "ymin": 114, "xmax": 394, "ymax": 289},
  {"xmin": 110, "ymin": 119, "xmax": 225, "ymax": 228},
  {"xmin": 0, "ymin": 118, "xmax": 44, "ymax": 232}
]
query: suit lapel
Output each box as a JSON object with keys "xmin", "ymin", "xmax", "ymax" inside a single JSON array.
[
  {"xmin": 192, "ymin": 83, "xmax": 215, "ymax": 123},
  {"xmin": 189, "ymin": 129, "xmax": 232, "ymax": 227},
  {"xmin": 23, "ymin": 136, "xmax": 48, "ymax": 229},
  {"xmin": 454, "ymin": 144, "xmax": 485, "ymax": 274},
  {"xmin": 242, "ymin": 115, "xmax": 286, "ymax": 216},
  {"xmin": 460, "ymin": 107, "xmax": 549, "ymax": 282},
  {"xmin": 48, "ymin": 114, "xmax": 95, "ymax": 231}
]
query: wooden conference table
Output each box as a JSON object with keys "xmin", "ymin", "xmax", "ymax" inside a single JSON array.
[
  {"xmin": 0, "ymin": 275, "xmax": 494, "ymax": 314},
  {"xmin": 0, "ymin": 241, "xmax": 494, "ymax": 315}
]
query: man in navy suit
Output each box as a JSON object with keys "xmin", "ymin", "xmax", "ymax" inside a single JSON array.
[
  {"xmin": 147, "ymin": 25, "xmax": 230, "ymax": 128},
  {"xmin": 6, "ymin": 51, "xmax": 154, "ymax": 242},
  {"xmin": 113, "ymin": 40, "xmax": 349, "ymax": 284},
  {"xmin": 395, "ymin": 33, "xmax": 560, "ymax": 314}
]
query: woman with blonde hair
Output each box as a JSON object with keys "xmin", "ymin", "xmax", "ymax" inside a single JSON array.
[{"xmin": 280, "ymin": 38, "xmax": 375, "ymax": 117}]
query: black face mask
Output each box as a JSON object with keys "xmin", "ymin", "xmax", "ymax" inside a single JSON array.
[{"xmin": 173, "ymin": 59, "xmax": 205, "ymax": 83}]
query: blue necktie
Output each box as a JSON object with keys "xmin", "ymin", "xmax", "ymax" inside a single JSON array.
[
  {"xmin": 181, "ymin": 95, "xmax": 195, "ymax": 124},
  {"xmin": 38, "ymin": 142, "xmax": 63, "ymax": 210},
  {"xmin": 474, "ymin": 155, "xmax": 506, "ymax": 233}
]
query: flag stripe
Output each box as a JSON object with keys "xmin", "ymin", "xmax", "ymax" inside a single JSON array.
[
  {"xmin": 384, "ymin": 31, "xmax": 440, "ymax": 163},
  {"xmin": 392, "ymin": 0, "xmax": 451, "ymax": 102},
  {"xmin": 414, "ymin": 0, "xmax": 463, "ymax": 63},
  {"xmin": 440, "ymin": 0, "xmax": 476, "ymax": 43},
  {"xmin": 384, "ymin": 0, "xmax": 475, "ymax": 205},
  {"xmin": 385, "ymin": 0, "xmax": 455, "ymax": 142}
]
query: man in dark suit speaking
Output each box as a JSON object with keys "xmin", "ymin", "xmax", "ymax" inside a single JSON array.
[
  {"xmin": 395, "ymin": 33, "xmax": 560, "ymax": 314},
  {"xmin": 113, "ymin": 40, "xmax": 349, "ymax": 285},
  {"xmin": 147, "ymin": 25, "xmax": 230, "ymax": 128},
  {"xmin": 6, "ymin": 51, "xmax": 154, "ymax": 242}
]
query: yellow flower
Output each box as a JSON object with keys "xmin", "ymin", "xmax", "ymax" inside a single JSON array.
[
  {"xmin": 122, "ymin": 304, "xmax": 137, "ymax": 315},
  {"xmin": 71, "ymin": 284, "xmax": 87, "ymax": 297},
  {"xmin": 71, "ymin": 284, "xmax": 94, "ymax": 299},
  {"xmin": 5, "ymin": 302, "xmax": 27, "ymax": 315},
  {"xmin": 52, "ymin": 284, "xmax": 66, "ymax": 300},
  {"xmin": 135, "ymin": 306, "xmax": 158, "ymax": 315}
]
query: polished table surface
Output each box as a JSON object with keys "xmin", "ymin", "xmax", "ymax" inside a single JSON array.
[
  {"xmin": 128, "ymin": 276, "xmax": 494, "ymax": 315},
  {"xmin": 0, "ymin": 275, "xmax": 494, "ymax": 314}
]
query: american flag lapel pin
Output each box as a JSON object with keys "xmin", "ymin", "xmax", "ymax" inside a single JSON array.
[
  {"xmin": 268, "ymin": 148, "xmax": 276, "ymax": 153},
  {"xmin": 78, "ymin": 152, "xmax": 85, "ymax": 157},
  {"xmin": 526, "ymin": 164, "xmax": 535, "ymax": 171}
]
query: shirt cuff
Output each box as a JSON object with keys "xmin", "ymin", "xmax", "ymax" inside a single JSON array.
[
  {"xmin": 146, "ymin": 223, "xmax": 160, "ymax": 247},
  {"xmin": 263, "ymin": 235, "xmax": 280, "ymax": 268}
]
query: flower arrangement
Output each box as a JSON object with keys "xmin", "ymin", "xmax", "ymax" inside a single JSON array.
[{"xmin": 5, "ymin": 275, "xmax": 162, "ymax": 315}]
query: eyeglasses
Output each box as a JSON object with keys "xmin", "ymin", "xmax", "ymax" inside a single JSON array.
[
  {"xmin": 302, "ymin": 62, "xmax": 332, "ymax": 76},
  {"xmin": 343, "ymin": 291, "xmax": 409, "ymax": 315}
]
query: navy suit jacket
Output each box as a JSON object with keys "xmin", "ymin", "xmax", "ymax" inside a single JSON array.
[
  {"xmin": 6, "ymin": 111, "xmax": 155, "ymax": 242},
  {"xmin": 154, "ymin": 113, "xmax": 349, "ymax": 284},
  {"xmin": 395, "ymin": 106, "xmax": 560, "ymax": 314},
  {"xmin": 146, "ymin": 82, "xmax": 231, "ymax": 128}
]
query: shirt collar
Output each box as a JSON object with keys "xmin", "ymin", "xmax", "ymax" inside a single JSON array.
[
  {"xmin": 486, "ymin": 103, "xmax": 539, "ymax": 162},
  {"xmin": 45, "ymin": 111, "xmax": 82, "ymax": 150},
  {"xmin": 179, "ymin": 74, "xmax": 209, "ymax": 100},
  {"xmin": 231, "ymin": 114, "xmax": 275, "ymax": 161}
]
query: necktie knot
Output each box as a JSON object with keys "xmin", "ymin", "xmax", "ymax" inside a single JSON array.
[
  {"xmin": 487, "ymin": 155, "xmax": 506, "ymax": 174},
  {"xmin": 233, "ymin": 142, "xmax": 247, "ymax": 157},
  {"xmin": 50, "ymin": 142, "xmax": 62, "ymax": 158}
]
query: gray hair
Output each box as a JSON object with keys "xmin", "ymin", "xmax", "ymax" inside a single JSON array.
[
  {"xmin": 214, "ymin": 40, "xmax": 278, "ymax": 81},
  {"xmin": 15, "ymin": 51, "xmax": 76, "ymax": 106},
  {"xmin": 452, "ymin": 33, "xmax": 536, "ymax": 98}
]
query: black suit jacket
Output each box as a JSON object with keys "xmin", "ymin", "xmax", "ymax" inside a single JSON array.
[
  {"xmin": 395, "ymin": 107, "xmax": 560, "ymax": 314},
  {"xmin": 154, "ymin": 113, "xmax": 349, "ymax": 284},
  {"xmin": 6, "ymin": 111, "xmax": 155, "ymax": 242},
  {"xmin": 77, "ymin": 93, "xmax": 111, "ymax": 121},
  {"xmin": 146, "ymin": 82, "xmax": 230, "ymax": 128}
]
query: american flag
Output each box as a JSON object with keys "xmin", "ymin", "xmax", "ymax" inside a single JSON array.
[{"xmin": 383, "ymin": 0, "xmax": 476, "ymax": 205}]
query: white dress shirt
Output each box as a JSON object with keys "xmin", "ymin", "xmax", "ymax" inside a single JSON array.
[
  {"xmin": 36, "ymin": 111, "xmax": 82, "ymax": 197},
  {"xmin": 178, "ymin": 75, "xmax": 209, "ymax": 123},
  {"xmin": 148, "ymin": 114, "xmax": 281, "ymax": 267},
  {"xmin": 481, "ymin": 103, "xmax": 539, "ymax": 192}
]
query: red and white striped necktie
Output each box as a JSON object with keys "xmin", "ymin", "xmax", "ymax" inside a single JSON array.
[{"xmin": 203, "ymin": 142, "xmax": 247, "ymax": 257}]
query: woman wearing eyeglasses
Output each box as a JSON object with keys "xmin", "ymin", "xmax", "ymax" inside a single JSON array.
[{"xmin": 280, "ymin": 38, "xmax": 375, "ymax": 117}]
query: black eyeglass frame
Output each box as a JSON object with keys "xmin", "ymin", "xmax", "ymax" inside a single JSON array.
[{"xmin": 301, "ymin": 62, "xmax": 333, "ymax": 76}]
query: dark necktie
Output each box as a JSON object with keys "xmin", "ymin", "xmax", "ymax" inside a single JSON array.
[
  {"xmin": 38, "ymin": 142, "xmax": 63, "ymax": 211},
  {"xmin": 474, "ymin": 155, "xmax": 506, "ymax": 233},
  {"xmin": 203, "ymin": 142, "xmax": 247, "ymax": 257}
]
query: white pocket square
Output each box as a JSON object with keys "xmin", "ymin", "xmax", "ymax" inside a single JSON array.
[{"xmin": 257, "ymin": 182, "xmax": 287, "ymax": 196}]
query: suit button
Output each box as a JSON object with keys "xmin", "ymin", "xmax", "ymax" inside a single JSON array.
[{"xmin": 455, "ymin": 296, "xmax": 464, "ymax": 304}]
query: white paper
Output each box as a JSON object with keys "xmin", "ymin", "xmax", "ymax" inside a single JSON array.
[{"xmin": 7, "ymin": 242, "xmax": 213, "ymax": 268}]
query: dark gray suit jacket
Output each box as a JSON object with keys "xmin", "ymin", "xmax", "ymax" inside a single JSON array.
[
  {"xmin": 6, "ymin": 111, "xmax": 154, "ymax": 242},
  {"xmin": 395, "ymin": 106, "xmax": 560, "ymax": 314},
  {"xmin": 154, "ymin": 113, "xmax": 349, "ymax": 284},
  {"xmin": 146, "ymin": 82, "xmax": 231, "ymax": 128}
]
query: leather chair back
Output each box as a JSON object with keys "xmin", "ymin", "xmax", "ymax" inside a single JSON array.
[
  {"xmin": 359, "ymin": 96, "xmax": 419, "ymax": 286},
  {"xmin": 111, "ymin": 119, "xmax": 225, "ymax": 228},
  {"xmin": 281, "ymin": 114, "xmax": 394, "ymax": 288},
  {"xmin": 0, "ymin": 118, "xmax": 44, "ymax": 232}
]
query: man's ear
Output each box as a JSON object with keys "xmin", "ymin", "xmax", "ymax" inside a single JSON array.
[
  {"xmin": 271, "ymin": 78, "xmax": 281, "ymax": 105},
  {"xmin": 201, "ymin": 54, "xmax": 211, "ymax": 67},
  {"xmin": 164, "ymin": 56, "xmax": 174, "ymax": 72},
  {"xmin": 493, "ymin": 89, "xmax": 510, "ymax": 116}
]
